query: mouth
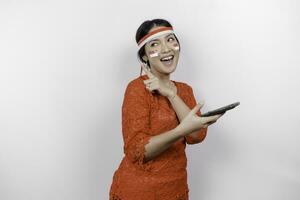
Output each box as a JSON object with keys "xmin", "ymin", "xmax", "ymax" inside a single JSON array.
[{"xmin": 160, "ymin": 55, "xmax": 174, "ymax": 66}]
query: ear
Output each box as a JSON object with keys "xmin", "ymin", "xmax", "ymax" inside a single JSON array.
[{"xmin": 142, "ymin": 54, "xmax": 148, "ymax": 62}]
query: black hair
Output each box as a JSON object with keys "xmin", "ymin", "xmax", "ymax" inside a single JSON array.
[{"xmin": 135, "ymin": 19, "xmax": 180, "ymax": 71}]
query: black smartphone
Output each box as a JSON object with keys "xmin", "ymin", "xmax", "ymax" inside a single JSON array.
[{"xmin": 201, "ymin": 102, "xmax": 240, "ymax": 117}]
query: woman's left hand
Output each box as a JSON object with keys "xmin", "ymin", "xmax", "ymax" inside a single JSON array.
[{"xmin": 141, "ymin": 64, "xmax": 177, "ymax": 98}]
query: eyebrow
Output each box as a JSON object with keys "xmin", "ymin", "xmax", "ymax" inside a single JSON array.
[{"xmin": 149, "ymin": 33, "xmax": 174, "ymax": 42}]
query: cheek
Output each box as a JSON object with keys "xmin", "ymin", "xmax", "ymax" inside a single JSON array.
[
  {"xmin": 173, "ymin": 43, "xmax": 180, "ymax": 50},
  {"xmin": 149, "ymin": 50, "xmax": 159, "ymax": 58}
]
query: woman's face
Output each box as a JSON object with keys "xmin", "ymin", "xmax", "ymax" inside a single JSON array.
[{"xmin": 142, "ymin": 26, "xmax": 180, "ymax": 76}]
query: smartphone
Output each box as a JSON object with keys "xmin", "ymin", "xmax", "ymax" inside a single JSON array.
[{"xmin": 200, "ymin": 102, "xmax": 240, "ymax": 117}]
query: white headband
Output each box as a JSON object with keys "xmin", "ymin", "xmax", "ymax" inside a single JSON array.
[{"xmin": 137, "ymin": 27, "xmax": 175, "ymax": 49}]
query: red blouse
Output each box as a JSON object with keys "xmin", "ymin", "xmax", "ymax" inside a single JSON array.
[{"xmin": 109, "ymin": 74, "xmax": 208, "ymax": 200}]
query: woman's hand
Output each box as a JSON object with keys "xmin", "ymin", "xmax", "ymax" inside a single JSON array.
[
  {"xmin": 176, "ymin": 102, "xmax": 224, "ymax": 136},
  {"xmin": 141, "ymin": 64, "xmax": 177, "ymax": 98}
]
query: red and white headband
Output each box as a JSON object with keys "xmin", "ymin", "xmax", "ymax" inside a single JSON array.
[{"xmin": 137, "ymin": 26, "xmax": 175, "ymax": 49}]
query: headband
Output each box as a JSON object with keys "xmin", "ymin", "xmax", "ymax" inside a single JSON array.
[{"xmin": 137, "ymin": 26, "xmax": 174, "ymax": 49}]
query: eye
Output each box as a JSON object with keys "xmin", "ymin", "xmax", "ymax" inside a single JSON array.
[
  {"xmin": 150, "ymin": 42, "xmax": 158, "ymax": 47},
  {"xmin": 168, "ymin": 37, "xmax": 175, "ymax": 42}
]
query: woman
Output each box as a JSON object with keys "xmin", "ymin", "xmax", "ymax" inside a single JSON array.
[{"xmin": 109, "ymin": 19, "xmax": 223, "ymax": 200}]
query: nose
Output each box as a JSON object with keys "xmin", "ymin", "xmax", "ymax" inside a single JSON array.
[{"xmin": 161, "ymin": 40, "xmax": 170, "ymax": 53}]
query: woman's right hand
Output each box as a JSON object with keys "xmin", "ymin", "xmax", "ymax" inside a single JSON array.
[
  {"xmin": 141, "ymin": 64, "xmax": 176, "ymax": 98},
  {"xmin": 176, "ymin": 102, "xmax": 224, "ymax": 136}
]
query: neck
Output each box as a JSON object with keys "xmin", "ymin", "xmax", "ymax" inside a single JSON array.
[{"xmin": 150, "ymin": 68, "xmax": 171, "ymax": 84}]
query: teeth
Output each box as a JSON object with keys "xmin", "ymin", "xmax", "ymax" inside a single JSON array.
[{"xmin": 161, "ymin": 55, "xmax": 173, "ymax": 61}]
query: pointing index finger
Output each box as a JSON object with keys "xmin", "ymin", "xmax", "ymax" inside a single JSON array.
[{"xmin": 141, "ymin": 64, "xmax": 155, "ymax": 79}]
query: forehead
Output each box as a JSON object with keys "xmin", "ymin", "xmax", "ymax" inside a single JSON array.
[{"xmin": 148, "ymin": 33, "xmax": 174, "ymax": 42}]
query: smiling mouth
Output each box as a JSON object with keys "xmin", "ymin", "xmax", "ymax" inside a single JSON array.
[
  {"xmin": 160, "ymin": 55, "xmax": 174, "ymax": 62},
  {"xmin": 160, "ymin": 55, "xmax": 174, "ymax": 66}
]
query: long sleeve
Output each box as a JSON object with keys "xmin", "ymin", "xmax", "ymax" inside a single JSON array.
[
  {"xmin": 121, "ymin": 80, "xmax": 155, "ymax": 171},
  {"xmin": 184, "ymin": 84, "xmax": 208, "ymax": 144}
]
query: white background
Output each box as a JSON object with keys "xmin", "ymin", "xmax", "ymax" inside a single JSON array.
[{"xmin": 0, "ymin": 0, "xmax": 299, "ymax": 200}]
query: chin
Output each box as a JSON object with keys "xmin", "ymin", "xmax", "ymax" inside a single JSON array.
[
  {"xmin": 160, "ymin": 65, "xmax": 177, "ymax": 74},
  {"xmin": 150, "ymin": 61, "xmax": 178, "ymax": 75}
]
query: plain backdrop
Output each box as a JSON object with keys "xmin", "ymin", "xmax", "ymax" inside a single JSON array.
[{"xmin": 0, "ymin": 0, "xmax": 299, "ymax": 200}]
